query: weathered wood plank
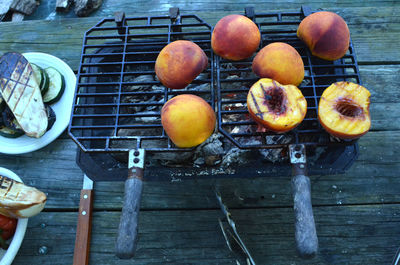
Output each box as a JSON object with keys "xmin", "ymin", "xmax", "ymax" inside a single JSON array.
[
  {"xmin": 0, "ymin": 6, "xmax": 399, "ymax": 69},
  {"xmin": 0, "ymin": 130, "xmax": 399, "ymax": 211},
  {"xmin": 13, "ymin": 204, "xmax": 400, "ymax": 264},
  {"xmin": 26, "ymin": 0, "xmax": 400, "ymax": 20}
]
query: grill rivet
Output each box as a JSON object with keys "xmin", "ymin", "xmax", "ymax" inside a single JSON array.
[
  {"xmin": 134, "ymin": 158, "xmax": 140, "ymax": 163},
  {"xmin": 134, "ymin": 151, "xmax": 140, "ymax": 156}
]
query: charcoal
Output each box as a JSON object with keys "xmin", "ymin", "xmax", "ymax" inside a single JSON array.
[
  {"xmin": 259, "ymin": 134, "xmax": 293, "ymax": 163},
  {"xmin": 221, "ymin": 148, "xmax": 254, "ymax": 169}
]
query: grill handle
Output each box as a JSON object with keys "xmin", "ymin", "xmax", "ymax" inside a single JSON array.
[
  {"xmin": 116, "ymin": 149, "xmax": 145, "ymax": 259},
  {"xmin": 289, "ymin": 144, "xmax": 318, "ymax": 258},
  {"xmin": 116, "ymin": 177, "xmax": 143, "ymax": 258},
  {"xmin": 292, "ymin": 174, "xmax": 318, "ymax": 258}
]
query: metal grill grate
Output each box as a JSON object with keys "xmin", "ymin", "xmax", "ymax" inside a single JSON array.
[
  {"xmin": 217, "ymin": 7, "xmax": 361, "ymax": 149},
  {"xmin": 68, "ymin": 10, "xmax": 214, "ymax": 152}
]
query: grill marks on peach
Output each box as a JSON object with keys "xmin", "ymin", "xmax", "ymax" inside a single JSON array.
[
  {"xmin": 318, "ymin": 81, "xmax": 371, "ymax": 139},
  {"xmin": 247, "ymin": 78, "xmax": 307, "ymax": 133}
]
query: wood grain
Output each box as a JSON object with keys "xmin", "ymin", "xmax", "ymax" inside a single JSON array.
[
  {"xmin": 0, "ymin": 6, "xmax": 399, "ymax": 69},
  {"xmin": 13, "ymin": 204, "xmax": 400, "ymax": 264},
  {"xmin": 73, "ymin": 189, "xmax": 93, "ymax": 265}
]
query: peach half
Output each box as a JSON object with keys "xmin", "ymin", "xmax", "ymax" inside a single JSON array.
[
  {"xmin": 155, "ymin": 40, "xmax": 208, "ymax": 89},
  {"xmin": 297, "ymin": 11, "xmax": 350, "ymax": 61},
  {"xmin": 247, "ymin": 78, "xmax": 307, "ymax": 133},
  {"xmin": 318, "ymin": 81, "xmax": 371, "ymax": 139},
  {"xmin": 252, "ymin": 42, "xmax": 305, "ymax": 86},
  {"xmin": 211, "ymin": 14, "xmax": 260, "ymax": 61},
  {"xmin": 161, "ymin": 94, "xmax": 216, "ymax": 148}
]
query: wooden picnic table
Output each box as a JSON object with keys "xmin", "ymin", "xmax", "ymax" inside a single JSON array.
[{"xmin": 0, "ymin": 0, "xmax": 399, "ymax": 264}]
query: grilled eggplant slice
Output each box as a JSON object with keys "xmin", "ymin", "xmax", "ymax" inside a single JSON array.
[
  {"xmin": 0, "ymin": 52, "xmax": 48, "ymax": 138},
  {"xmin": 0, "ymin": 175, "xmax": 47, "ymax": 218},
  {"xmin": 43, "ymin": 67, "xmax": 65, "ymax": 104},
  {"xmin": 0, "ymin": 126, "xmax": 24, "ymax": 138},
  {"xmin": 46, "ymin": 105, "xmax": 56, "ymax": 131},
  {"xmin": 0, "ymin": 106, "xmax": 24, "ymax": 138}
]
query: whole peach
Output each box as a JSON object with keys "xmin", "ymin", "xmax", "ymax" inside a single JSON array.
[
  {"xmin": 297, "ymin": 11, "xmax": 350, "ymax": 61},
  {"xmin": 161, "ymin": 94, "xmax": 216, "ymax": 148},
  {"xmin": 155, "ymin": 40, "xmax": 208, "ymax": 89},
  {"xmin": 252, "ymin": 42, "xmax": 305, "ymax": 86},
  {"xmin": 211, "ymin": 14, "xmax": 260, "ymax": 61}
]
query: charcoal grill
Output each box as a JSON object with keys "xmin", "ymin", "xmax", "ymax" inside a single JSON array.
[{"xmin": 68, "ymin": 6, "xmax": 361, "ymax": 260}]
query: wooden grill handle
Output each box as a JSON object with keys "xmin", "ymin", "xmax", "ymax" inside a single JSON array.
[
  {"xmin": 115, "ymin": 176, "xmax": 143, "ymax": 259},
  {"xmin": 73, "ymin": 189, "xmax": 93, "ymax": 265},
  {"xmin": 292, "ymin": 174, "xmax": 318, "ymax": 258}
]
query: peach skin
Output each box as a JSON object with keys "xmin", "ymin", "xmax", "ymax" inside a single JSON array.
[
  {"xmin": 161, "ymin": 94, "xmax": 216, "ymax": 148},
  {"xmin": 297, "ymin": 11, "xmax": 350, "ymax": 61},
  {"xmin": 252, "ymin": 42, "xmax": 305, "ymax": 86},
  {"xmin": 155, "ymin": 40, "xmax": 208, "ymax": 89},
  {"xmin": 212, "ymin": 14, "xmax": 260, "ymax": 61}
]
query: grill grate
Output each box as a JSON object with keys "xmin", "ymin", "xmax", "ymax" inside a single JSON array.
[
  {"xmin": 217, "ymin": 7, "xmax": 361, "ymax": 149},
  {"xmin": 69, "ymin": 10, "xmax": 214, "ymax": 153}
]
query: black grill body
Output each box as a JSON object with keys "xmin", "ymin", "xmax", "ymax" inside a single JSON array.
[{"xmin": 69, "ymin": 7, "xmax": 360, "ymax": 181}]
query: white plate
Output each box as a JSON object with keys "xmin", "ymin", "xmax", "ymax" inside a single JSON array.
[
  {"xmin": 0, "ymin": 167, "xmax": 28, "ymax": 265},
  {"xmin": 0, "ymin": 52, "xmax": 76, "ymax": 154}
]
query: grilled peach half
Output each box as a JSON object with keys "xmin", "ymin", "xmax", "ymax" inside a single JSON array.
[
  {"xmin": 161, "ymin": 94, "xmax": 216, "ymax": 148},
  {"xmin": 212, "ymin": 14, "xmax": 260, "ymax": 61},
  {"xmin": 155, "ymin": 40, "xmax": 208, "ymax": 89},
  {"xmin": 252, "ymin": 42, "xmax": 305, "ymax": 86},
  {"xmin": 318, "ymin": 81, "xmax": 371, "ymax": 139},
  {"xmin": 297, "ymin": 11, "xmax": 350, "ymax": 61},
  {"xmin": 247, "ymin": 78, "xmax": 307, "ymax": 133}
]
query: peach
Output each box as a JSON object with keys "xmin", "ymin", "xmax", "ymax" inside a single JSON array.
[
  {"xmin": 297, "ymin": 11, "xmax": 350, "ymax": 61},
  {"xmin": 161, "ymin": 94, "xmax": 216, "ymax": 148},
  {"xmin": 247, "ymin": 78, "xmax": 307, "ymax": 133},
  {"xmin": 155, "ymin": 40, "xmax": 208, "ymax": 89},
  {"xmin": 252, "ymin": 42, "xmax": 305, "ymax": 86},
  {"xmin": 211, "ymin": 14, "xmax": 260, "ymax": 61},
  {"xmin": 318, "ymin": 81, "xmax": 371, "ymax": 139}
]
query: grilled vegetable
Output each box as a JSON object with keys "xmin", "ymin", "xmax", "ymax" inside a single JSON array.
[
  {"xmin": 46, "ymin": 105, "xmax": 56, "ymax": 131},
  {"xmin": 43, "ymin": 67, "xmax": 65, "ymax": 104},
  {"xmin": 0, "ymin": 52, "xmax": 48, "ymax": 138},
  {"xmin": 0, "ymin": 106, "xmax": 24, "ymax": 138},
  {"xmin": 0, "ymin": 175, "xmax": 47, "ymax": 218},
  {"xmin": 0, "ymin": 126, "xmax": 24, "ymax": 138},
  {"xmin": 31, "ymin": 63, "xmax": 49, "ymax": 95}
]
